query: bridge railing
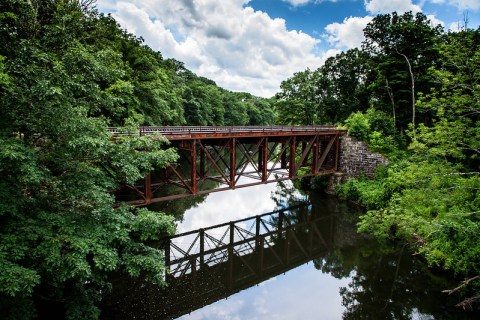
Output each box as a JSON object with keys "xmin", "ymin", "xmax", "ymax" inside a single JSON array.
[{"xmin": 107, "ymin": 125, "xmax": 341, "ymax": 136}]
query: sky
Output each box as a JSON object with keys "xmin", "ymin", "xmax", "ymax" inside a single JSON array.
[{"xmin": 96, "ymin": 0, "xmax": 480, "ymax": 98}]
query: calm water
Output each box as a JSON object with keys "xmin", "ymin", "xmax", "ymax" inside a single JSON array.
[{"xmin": 102, "ymin": 181, "xmax": 479, "ymax": 320}]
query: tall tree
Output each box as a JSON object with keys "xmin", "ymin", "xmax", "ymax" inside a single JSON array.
[
  {"xmin": 363, "ymin": 12, "xmax": 443, "ymax": 134},
  {"xmin": 0, "ymin": 1, "xmax": 179, "ymax": 318},
  {"xmin": 317, "ymin": 49, "xmax": 372, "ymax": 123},
  {"xmin": 275, "ymin": 69, "xmax": 318, "ymax": 125},
  {"xmin": 275, "ymin": 50, "xmax": 372, "ymax": 126},
  {"xmin": 412, "ymin": 28, "xmax": 480, "ymax": 168}
]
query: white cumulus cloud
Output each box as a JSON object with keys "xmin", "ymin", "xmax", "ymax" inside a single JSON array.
[
  {"xmin": 429, "ymin": 0, "xmax": 480, "ymax": 11},
  {"xmin": 97, "ymin": 0, "xmax": 326, "ymax": 97},
  {"xmin": 426, "ymin": 14, "xmax": 445, "ymax": 27},
  {"xmin": 283, "ymin": 0, "xmax": 312, "ymax": 6},
  {"xmin": 325, "ymin": 16, "xmax": 374, "ymax": 50},
  {"xmin": 364, "ymin": 0, "xmax": 422, "ymax": 14},
  {"xmin": 282, "ymin": 0, "xmax": 339, "ymax": 6},
  {"xmin": 324, "ymin": 1, "xmax": 446, "ymax": 50}
]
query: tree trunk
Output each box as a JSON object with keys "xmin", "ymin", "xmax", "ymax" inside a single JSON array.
[
  {"xmin": 396, "ymin": 50, "xmax": 416, "ymax": 137},
  {"xmin": 385, "ymin": 78, "xmax": 396, "ymax": 133}
]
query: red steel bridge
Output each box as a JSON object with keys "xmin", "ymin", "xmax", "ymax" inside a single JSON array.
[{"xmin": 109, "ymin": 126, "xmax": 345, "ymax": 205}]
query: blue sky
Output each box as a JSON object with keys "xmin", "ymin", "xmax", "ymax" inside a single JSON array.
[
  {"xmin": 248, "ymin": 0, "xmax": 367, "ymax": 36},
  {"xmin": 249, "ymin": 1, "xmax": 479, "ymax": 36},
  {"xmin": 96, "ymin": 0, "xmax": 480, "ymax": 97}
]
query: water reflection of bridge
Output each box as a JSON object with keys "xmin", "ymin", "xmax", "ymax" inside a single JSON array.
[
  {"xmin": 110, "ymin": 126, "xmax": 344, "ymax": 205},
  {"xmin": 105, "ymin": 203, "xmax": 335, "ymax": 319}
]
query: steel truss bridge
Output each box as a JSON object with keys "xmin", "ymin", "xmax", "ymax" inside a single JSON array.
[
  {"xmin": 107, "ymin": 204, "xmax": 335, "ymax": 319},
  {"xmin": 109, "ymin": 126, "xmax": 345, "ymax": 205}
]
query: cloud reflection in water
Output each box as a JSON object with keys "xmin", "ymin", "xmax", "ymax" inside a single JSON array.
[
  {"xmin": 178, "ymin": 262, "xmax": 349, "ymax": 320},
  {"xmin": 176, "ymin": 180, "xmax": 299, "ymax": 234},
  {"xmin": 175, "ymin": 180, "xmax": 347, "ymax": 320}
]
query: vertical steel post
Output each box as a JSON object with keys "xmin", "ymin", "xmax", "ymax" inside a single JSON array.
[
  {"xmin": 258, "ymin": 138, "xmax": 264, "ymax": 174},
  {"xmin": 255, "ymin": 216, "xmax": 261, "ymax": 249},
  {"xmin": 334, "ymin": 134, "xmax": 340, "ymax": 171},
  {"xmin": 262, "ymin": 138, "xmax": 268, "ymax": 182},
  {"xmin": 278, "ymin": 210, "xmax": 284, "ymax": 240},
  {"xmin": 191, "ymin": 257, "xmax": 197, "ymax": 300},
  {"xmin": 199, "ymin": 228, "xmax": 204, "ymax": 268},
  {"xmin": 230, "ymin": 138, "xmax": 236, "ymax": 189},
  {"xmin": 191, "ymin": 140, "xmax": 197, "ymax": 194},
  {"xmin": 228, "ymin": 222, "xmax": 234, "ymax": 290},
  {"xmin": 289, "ymin": 137, "xmax": 296, "ymax": 178},
  {"xmin": 259, "ymin": 236, "xmax": 264, "ymax": 276},
  {"xmin": 144, "ymin": 173, "xmax": 152, "ymax": 204},
  {"xmin": 312, "ymin": 136, "xmax": 318, "ymax": 174}
]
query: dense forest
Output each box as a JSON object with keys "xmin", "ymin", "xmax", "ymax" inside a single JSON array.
[
  {"xmin": 0, "ymin": 0, "xmax": 275, "ymax": 319},
  {"xmin": 0, "ymin": 0, "xmax": 479, "ymax": 318}
]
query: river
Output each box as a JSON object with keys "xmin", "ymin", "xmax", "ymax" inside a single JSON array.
[{"xmin": 102, "ymin": 180, "xmax": 479, "ymax": 319}]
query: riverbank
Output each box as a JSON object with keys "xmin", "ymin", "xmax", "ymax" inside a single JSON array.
[{"xmin": 318, "ymin": 156, "xmax": 480, "ymax": 311}]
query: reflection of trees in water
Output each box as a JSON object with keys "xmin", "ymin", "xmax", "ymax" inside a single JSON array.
[
  {"xmin": 315, "ymin": 241, "xmax": 472, "ymax": 319},
  {"xmin": 271, "ymin": 179, "xmax": 309, "ymax": 208},
  {"xmin": 271, "ymin": 179, "xmax": 473, "ymax": 319},
  {"xmin": 147, "ymin": 193, "xmax": 208, "ymax": 222},
  {"xmin": 104, "ymin": 178, "xmax": 479, "ymax": 319},
  {"xmin": 268, "ymin": 179, "xmax": 477, "ymax": 319}
]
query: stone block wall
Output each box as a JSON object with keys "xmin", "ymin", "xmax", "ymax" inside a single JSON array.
[
  {"xmin": 325, "ymin": 136, "xmax": 388, "ymax": 194},
  {"xmin": 338, "ymin": 136, "xmax": 388, "ymax": 178}
]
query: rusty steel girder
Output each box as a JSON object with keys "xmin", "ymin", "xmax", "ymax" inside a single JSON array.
[{"xmin": 113, "ymin": 126, "xmax": 344, "ymax": 205}]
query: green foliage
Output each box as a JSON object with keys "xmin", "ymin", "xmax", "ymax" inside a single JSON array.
[
  {"xmin": 365, "ymin": 107, "xmax": 395, "ymax": 136},
  {"xmin": 349, "ymin": 158, "xmax": 480, "ymax": 279},
  {"xmin": 0, "ymin": 56, "xmax": 10, "ymax": 88},
  {"xmin": 275, "ymin": 69, "xmax": 318, "ymax": 125},
  {"xmin": 344, "ymin": 111, "xmax": 371, "ymax": 140},
  {"xmin": 0, "ymin": 1, "xmax": 189, "ymax": 318},
  {"xmin": 274, "ymin": 9, "xmax": 479, "ymax": 306},
  {"xmin": 309, "ymin": 175, "xmax": 330, "ymax": 191},
  {"xmin": 0, "ymin": 1, "xmax": 276, "ymax": 317},
  {"xmin": 412, "ymin": 29, "xmax": 480, "ymax": 167},
  {"xmin": 0, "ymin": 121, "xmax": 178, "ymax": 318},
  {"xmin": 343, "ymin": 108, "xmax": 397, "ymax": 154},
  {"xmin": 275, "ymin": 49, "xmax": 372, "ymax": 125},
  {"xmin": 363, "ymin": 11, "xmax": 443, "ymax": 132}
]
